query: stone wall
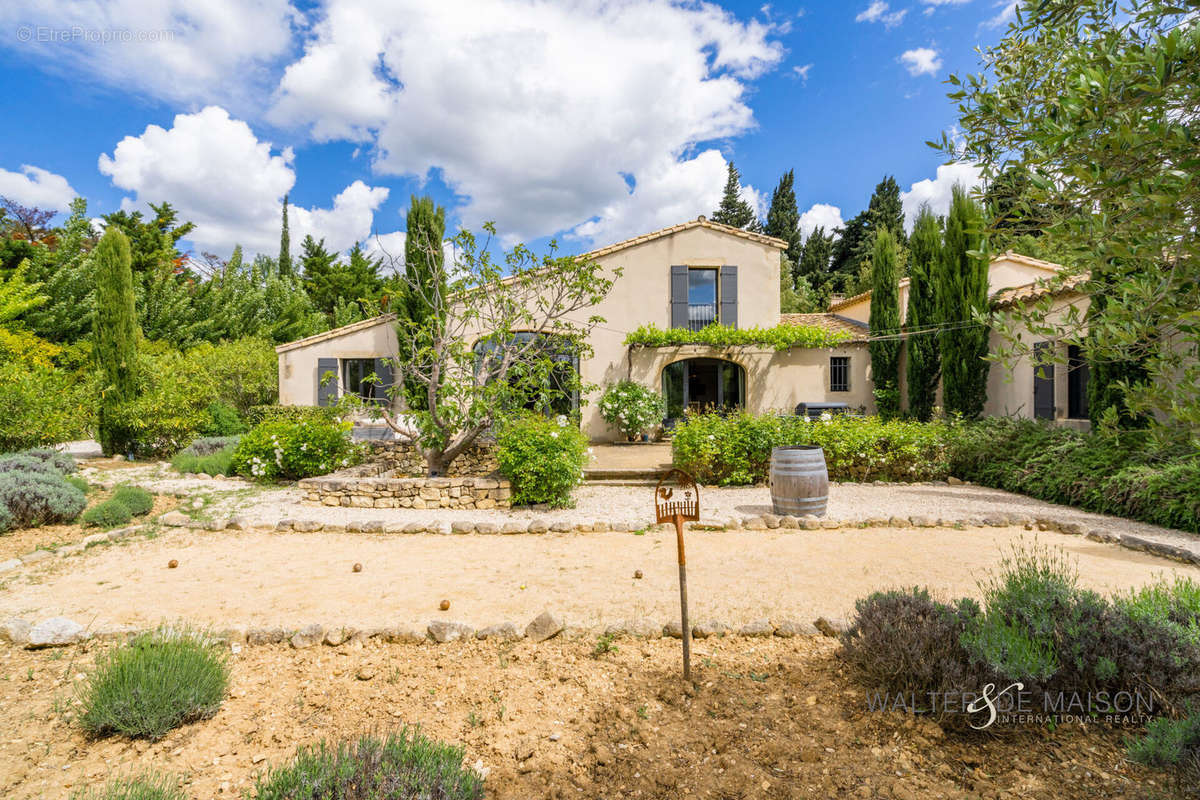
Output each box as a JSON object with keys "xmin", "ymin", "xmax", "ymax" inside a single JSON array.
[
  {"xmin": 298, "ymin": 471, "xmax": 510, "ymax": 509},
  {"xmin": 361, "ymin": 440, "xmax": 498, "ymax": 477}
]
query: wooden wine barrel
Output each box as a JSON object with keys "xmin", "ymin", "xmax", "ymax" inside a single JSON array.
[{"xmin": 769, "ymin": 445, "xmax": 829, "ymax": 517}]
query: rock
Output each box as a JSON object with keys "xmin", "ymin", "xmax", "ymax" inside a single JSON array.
[
  {"xmin": 1059, "ymin": 521, "xmax": 1087, "ymax": 536},
  {"xmin": 432, "ymin": 522, "xmax": 452, "ymax": 535},
  {"xmin": 292, "ymin": 520, "xmax": 323, "ymax": 532},
  {"xmin": 947, "ymin": 476, "xmax": 965, "ymax": 486},
  {"xmin": 501, "ymin": 522, "xmax": 526, "ymax": 534},
  {"xmin": 427, "ymin": 620, "xmax": 474, "ymax": 643},
  {"xmin": 909, "ymin": 515, "xmax": 938, "ymax": 528},
  {"xmin": 475, "ymin": 523, "xmax": 499, "ymax": 535},
  {"xmin": 290, "ymin": 624, "xmax": 324, "ymax": 649},
  {"xmin": 982, "ymin": 515, "xmax": 1008, "ymax": 527},
  {"xmin": 525, "ymin": 610, "xmax": 564, "ymax": 643},
  {"xmin": 887, "ymin": 516, "xmax": 911, "ymax": 529},
  {"xmin": 0, "ymin": 618, "xmax": 32, "ymax": 645},
  {"xmin": 548, "ymin": 731, "xmax": 561, "ymax": 742},
  {"xmin": 324, "ymin": 627, "xmax": 354, "ymax": 646},
  {"xmin": 226, "ymin": 515, "xmax": 252, "ymax": 530},
  {"xmin": 760, "ymin": 514, "xmax": 781, "ymax": 529},
  {"xmin": 800, "ymin": 517, "xmax": 822, "ymax": 530},
  {"xmin": 550, "ymin": 521, "xmax": 572, "ymax": 533},
  {"xmin": 528, "ymin": 520, "xmax": 549, "ymax": 534},
  {"xmin": 476, "ymin": 622, "xmax": 522, "ymax": 640},
  {"xmin": 27, "ymin": 617, "xmax": 86, "ymax": 648},
  {"xmin": 1087, "ymin": 528, "xmax": 1120, "ymax": 544},
  {"xmin": 371, "ymin": 626, "xmax": 426, "ymax": 644},
  {"xmin": 779, "ymin": 515, "xmax": 800, "ymax": 529},
  {"xmin": 663, "ymin": 620, "xmax": 684, "ymax": 639},
  {"xmin": 0, "ymin": 558, "xmax": 21, "ymax": 574},
  {"xmin": 107, "ymin": 525, "xmax": 142, "ymax": 541},
  {"xmin": 275, "ymin": 519, "xmax": 295, "ymax": 531},
  {"xmin": 738, "ymin": 618, "xmax": 775, "ymax": 637},
  {"xmin": 451, "ymin": 521, "xmax": 474, "ymax": 534},
  {"xmin": 404, "ymin": 522, "xmax": 426, "ymax": 534},
  {"xmin": 742, "ymin": 516, "xmax": 767, "ymax": 530},
  {"xmin": 813, "ymin": 617, "xmax": 846, "ymax": 637},
  {"xmin": 57, "ymin": 544, "xmax": 85, "ymax": 557},
  {"xmin": 361, "ymin": 520, "xmax": 385, "ymax": 533},
  {"xmin": 604, "ymin": 618, "xmax": 661, "ymax": 639},
  {"xmin": 592, "ymin": 521, "xmax": 610, "ymax": 532},
  {"xmin": 773, "ymin": 619, "xmax": 818, "ymax": 638},
  {"xmin": 20, "ymin": 549, "xmax": 52, "ymax": 564},
  {"xmin": 692, "ymin": 620, "xmax": 728, "ymax": 639},
  {"xmin": 247, "ymin": 627, "xmax": 286, "ymax": 645},
  {"xmin": 820, "ymin": 519, "xmax": 840, "ymax": 529},
  {"xmin": 356, "ymin": 667, "xmax": 375, "ymax": 681}
]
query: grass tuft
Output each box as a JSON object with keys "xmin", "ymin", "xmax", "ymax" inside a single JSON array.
[
  {"xmin": 70, "ymin": 772, "xmax": 187, "ymax": 800},
  {"xmin": 82, "ymin": 499, "xmax": 133, "ymax": 529},
  {"xmin": 111, "ymin": 485, "xmax": 154, "ymax": 516}
]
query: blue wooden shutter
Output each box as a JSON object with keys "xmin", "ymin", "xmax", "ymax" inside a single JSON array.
[
  {"xmin": 1033, "ymin": 342, "xmax": 1054, "ymax": 419},
  {"xmin": 670, "ymin": 265, "xmax": 689, "ymax": 329},
  {"xmin": 316, "ymin": 358, "xmax": 339, "ymax": 407},
  {"xmin": 373, "ymin": 357, "xmax": 394, "ymax": 406},
  {"xmin": 720, "ymin": 265, "xmax": 738, "ymax": 329}
]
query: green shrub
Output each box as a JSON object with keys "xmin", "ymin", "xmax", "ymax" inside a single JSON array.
[
  {"xmin": 0, "ymin": 470, "xmax": 87, "ymax": 527},
  {"xmin": 180, "ymin": 436, "xmax": 242, "ymax": 457},
  {"xmin": 947, "ymin": 418, "xmax": 1200, "ymax": 532},
  {"xmin": 0, "ymin": 454, "xmax": 69, "ymax": 479},
  {"xmin": 1120, "ymin": 577, "xmax": 1200, "ymax": 648},
  {"xmin": 231, "ymin": 419, "xmax": 363, "ymax": 481},
  {"xmin": 625, "ymin": 322, "xmax": 851, "ymax": 350},
  {"xmin": 841, "ymin": 588, "xmax": 983, "ymax": 724},
  {"xmin": 198, "ymin": 401, "xmax": 246, "ymax": 437},
  {"xmin": 111, "ymin": 486, "xmax": 154, "ymax": 516},
  {"xmin": 671, "ymin": 411, "xmax": 953, "ymax": 485},
  {"xmin": 495, "ymin": 413, "xmax": 588, "ymax": 507},
  {"xmin": 598, "ymin": 380, "xmax": 665, "ymax": 440},
  {"xmin": 66, "ymin": 475, "xmax": 90, "ymax": 494},
  {"xmin": 70, "ymin": 771, "xmax": 188, "ymax": 800},
  {"xmin": 0, "ymin": 361, "xmax": 93, "ymax": 452},
  {"xmin": 82, "ymin": 499, "xmax": 133, "ymax": 528},
  {"xmin": 249, "ymin": 729, "xmax": 484, "ymax": 800},
  {"xmin": 245, "ymin": 404, "xmax": 341, "ymax": 427},
  {"xmin": 17, "ymin": 447, "xmax": 77, "ymax": 474},
  {"xmin": 1127, "ymin": 707, "xmax": 1200, "ymax": 798},
  {"xmin": 171, "ymin": 446, "xmax": 238, "ymax": 477},
  {"xmin": 77, "ymin": 626, "xmax": 230, "ymax": 740},
  {"xmin": 0, "ymin": 503, "xmax": 12, "ymax": 533}
]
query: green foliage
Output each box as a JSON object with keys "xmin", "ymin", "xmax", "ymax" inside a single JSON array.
[
  {"xmin": 671, "ymin": 411, "xmax": 952, "ymax": 485},
  {"xmin": 199, "ymin": 402, "xmax": 246, "ymax": 437},
  {"xmin": 248, "ymin": 729, "xmax": 484, "ymax": 800},
  {"xmin": 77, "ymin": 626, "xmax": 230, "ymax": 740},
  {"xmin": 0, "ymin": 260, "xmax": 49, "ymax": 323},
  {"xmin": 905, "ymin": 207, "xmax": 941, "ymax": 421},
  {"xmin": 65, "ymin": 475, "xmax": 89, "ymax": 494},
  {"xmin": 1126, "ymin": 707, "xmax": 1200, "ymax": 798},
  {"xmin": 598, "ymin": 381, "xmax": 665, "ymax": 440},
  {"xmin": 278, "ymin": 195, "xmax": 292, "ymax": 278},
  {"xmin": 82, "ymin": 498, "xmax": 133, "ymax": 528},
  {"xmin": 947, "ymin": 418, "xmax": 1200, "ymax": 532},
  {"xmin": 302, "ymin": 238, "xmax": 383, "ymax": 320},
  {"xmin": 868, "ymin": 227, "xmax": 901, "ymax": 419},
  {"xmin": 0, "ymin": 502, "xmax": 12, "ymax": 532},
  {"xmin": 70, "ymin": 771, "xmax": 188, "ymax": 800},
  {"xmin": 945, "ymin": 0, "xmax": 1200, "ymax": 429},
  {"xmin": 398, "ymin": 195, "xmax": 448, "ymax": 412},
  {"xmin": 0, "ymin": 470, "xmax": 86, "ymax": 528},
  {"xmin": 797, "ymin": 227, "xmax": 833, "ymax": 290},
  {"xmin": 0, "ymin": 454, "xmax": 70, "ymax": 479},
  {"xmin": 171, "ymin": 436, "xmax": 240, "ymax": 476},
  {"xmin": 16, "ymin": 447, "xmax": 76, "ymax": 473},
  {"xmin": 710, "ymin": 161, "xmax": 758, "ymax": 230},
  {"xmin": 936, "ymin": 186, "xmax": 990, "ymax": 419},
  {"xmin": 231, "ymin": 419, "xmax": 363, "ymax": 481},
  {"xmin": 183, "ymin": 338, "xmax": 278, "ymax": 415},
  {"xmin": 865, "ymin": 176, "xmax": 906, "ymax": 250},
  {"xmin": 763, "ymin": 169, "xmax": 802, "ymax": 265},
  {"xmin": 1086, "ymin": 270, "xmax": 1151, "ymax": 430},
  {"xmin": 93, "ymin": 227, "xmax": 140, "ymax": 456},
  {"xmin": 0, "ymin": 361, "xmax": 92, "ymax": 451},
  {"xmin": 1120, "ymin": 577, "xmax": 1200, "ymax": 649},
  {"xmin": 112, "ymin": 485, "xmax": 154, "ymax": 516},
  {"xmin": 245, "ymin": 405, "xmax": 341, "ymax": 427},
  {"xmin": 495, "ymin": 413, "xmax": 588, "ymax": 507},
  {"xmin": 625, "ymin": 322, "xmax": 850, "ymax": 350},
  {"xmin": 21, "ymin": 199, "xmax": 95, "ymax": 343}
]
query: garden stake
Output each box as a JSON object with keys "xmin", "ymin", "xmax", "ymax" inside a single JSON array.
[{"xmin": 655, "ymin": 469, "xmax": 700, "ymax": 682}]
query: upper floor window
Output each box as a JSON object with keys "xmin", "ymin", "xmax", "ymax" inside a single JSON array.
[
  {"xmin": 687, "ymin": 268, "xmax": 718, "ymax": 330},
  {"xmin": 830, "ymin": 356, "xmax": 850, "ymax": 392}
]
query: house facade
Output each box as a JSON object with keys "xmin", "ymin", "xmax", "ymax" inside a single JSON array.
[{"xmin": 275, "ymin": 217, "xmax": 1090, "ymax": 440}]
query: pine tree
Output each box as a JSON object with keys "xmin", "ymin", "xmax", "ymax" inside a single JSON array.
[
  {"xmin": 828, "ymin": 210, "xmax": 870, "ymax": 292},
  {"xmin": 21, "ymin": 197, "xmax": 95, "ymax": 342},
  {"xmin": 866, "ymin": 175, "xmax": 906, "ymax": 249},
  {"xmin": 764, "ymin": 169, "xmax": 802, "ymax": 266},
  {"xmin": 868, "ymin": 227, "xmax": 902, "ymax": 419},
  {"xmin": 798, "ymin": 227, "xmax": 833, "ymax": 285},
  {"xmin": 279, "ymin": 194, "xmax": 292, "ymax": 278},
  {"xmin": 905, "ymin": 206, "xmax": 942, "ymax": 421},
  {"xmin": 711, "ymin": 162, "xmax": 758, "ymax": 230},
  {"xmin": 299, "ymin": 235, "xmax": 340, "ymax": 316},
  {"xmin": 937, "ymin": 185, "xmax": 990, "ymax": 418},
  {"xmin": 93, "ymin": 227, "xmax": 139, "ymax": 456},
  {"xmin": 401, "ymin": 195, "xmax": 448, "ymax": 410}
]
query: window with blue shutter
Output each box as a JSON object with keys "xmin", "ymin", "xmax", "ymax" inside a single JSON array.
[
  {"xmin": 719, "ymin": 265, "xmax": 738, "ymax": 329},
  {"xmin": 670, "ymin": 265, "xmax": 689, "ymax": 329},
  {"xmin": 316, "ymin": 358, "xmax": 339, "ymax": 407}
]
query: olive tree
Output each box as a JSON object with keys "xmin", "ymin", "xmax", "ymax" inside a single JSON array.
[
  {"xmin": 372, "ymin": 223, "xmax": 617, "ymax": 475},
  {"xmin": 942, "ymin": 0, "xmax": 1200, "ymax": 431}
]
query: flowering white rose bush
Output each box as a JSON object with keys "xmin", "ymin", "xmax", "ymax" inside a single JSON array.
[
  {"xmin": 599, "ymin": 380, "xmax": 666, "ymax": 441},
  {"xmin": 231, "ymin": 419, "xmax": 365, "ymax": 481}
]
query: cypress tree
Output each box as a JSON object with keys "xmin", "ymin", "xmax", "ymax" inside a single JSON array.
[
  {"xmin": 866, "ymin": 175, "xmax": 906, "ymax": 249},
  {"xmin": 798, "ymin": 226, "xmax": 833, "ymax": 285},
  {"xmin": 937, "ymin": 185, "xmax": 991, "ymax": 419},
  {"xmin": 279, "ymin": 194, "xmax": 292, "ymax": 278},
  {"xmin": 764, "ymin": 169, "xmax": 802, "ymax": 266},
  {"xmin": 93, "ymin": 227, "xmax": 139, "ymax": 456},
  {"xmin": 401, "ymin": 195, "xmax": 447, "ymax": 410},
  {"xmin": 868, "ymin": 227, "xmax": 902, "ymax": 419},
  {"xmin": 711, "ymin": 162, "xmax": 759, "ymax": 230},
  {"xmin": 905, "ymin": 206, "xmax": 942, "ymax": 421}
]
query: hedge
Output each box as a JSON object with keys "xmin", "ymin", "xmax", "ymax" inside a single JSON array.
[{"xmin": 625, "ymin": 322, "xmax": 851, "ymax": 350}]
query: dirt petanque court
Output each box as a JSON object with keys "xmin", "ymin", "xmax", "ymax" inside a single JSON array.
[{"xmin": 1, "ymin": 523, "xmax": 1193, "ymax": 634}]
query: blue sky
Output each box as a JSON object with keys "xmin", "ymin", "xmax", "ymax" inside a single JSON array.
[{"xmin": 0, "ymin": 0, "xmax": 1018, "ymax": 265}]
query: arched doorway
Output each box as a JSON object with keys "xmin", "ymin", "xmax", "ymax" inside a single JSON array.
[{"xmin": 661, "ymin": 358, "xmax": 745, "ymax": 423}]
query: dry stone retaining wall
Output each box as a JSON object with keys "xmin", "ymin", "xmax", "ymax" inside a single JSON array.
[
  {"xmin": 298, "ymin": 473, "xmax": 511, "ymax": 510},
  {"xmin": 361, "ymin": 440, "xmax": 499, "ymax": 477}
]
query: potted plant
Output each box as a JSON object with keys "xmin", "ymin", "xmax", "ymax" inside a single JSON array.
[{"xmin": 599, "ymin": 380, "xmax": 666, "ymax": 443}]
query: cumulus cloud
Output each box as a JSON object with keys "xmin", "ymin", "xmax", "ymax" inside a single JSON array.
[
  {"xmin": 799, "ymin": 203, "xmax": 844, "ymax": 238},
  {"xmin": 792, "ymin": 63, "xmax": 813, "ymax": 83},
  {"xmin": 0, "ymin": 164, "xmax": 77, "ymax": 212},
  {"xmin": 899, "ymin": 47, "xmax": 943, "ymax": 76},
  {"xmin": 980, "ymin": 1, "xmax": 1018, "ymax": 30},
  {"xmin": 900, "ymin": 162, "xmax": 983, "ymax": 229},
  {"xmin": 98, "ymin": 106, "xmax": 388, "ymax": 256},
  {"xmin": 856, "ymin": 1, "xmax": 907, "ymax": 27},
  {"xmin": 0, "ymin": 0, "xmax": 299, "ymax": 109},
  {"xmin": 269, "ymin": 0, "xmax": 784, "ymax": 245}
]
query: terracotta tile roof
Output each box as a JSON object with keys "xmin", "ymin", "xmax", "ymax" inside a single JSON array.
[
  {"xmin": 779, "ymin": 312, "xmax": 868, "ymax": 341},
  {"xmin": 275, "ymin": 313, "xmax": 396, "ymax": 354},
  {"xmin": 991, "ymin": 272, "xmax": 1090, "ymax": 309},
  {"xmin": 583, "ymin": 216, "xmax": 787, "ymax": 259},
  {"xmin": 827, "ymin": 278, "xmax": 911, "ymax": 312}
]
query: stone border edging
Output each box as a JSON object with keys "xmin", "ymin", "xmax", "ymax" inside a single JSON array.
[
  {"xmin": 0, "ymin": 524, "xmax": 148, "ymax": 576},
  {"xmin": 0, "ymin": 610, "xmax": 849, "ymax": 651}
]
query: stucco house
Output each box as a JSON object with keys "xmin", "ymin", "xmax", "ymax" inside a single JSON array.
[{"xmin": 275, "ymin": 217, "xmax": 1090, "ymax": 440}]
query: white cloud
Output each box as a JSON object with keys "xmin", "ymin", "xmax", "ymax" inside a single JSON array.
[
  {"xmin": 792, "ymin": 63, "xmax": 813, "ymax": 83},
  {"xmin": 270, "ymin": 0, "xmax": 784, "ymax": 245},
  {"xmin": 980, "ymin": 1, "xmax": 1018, "ymax": 30},
  {"xmin": 899, "ymin": 47, "xmax": 943, "ymax": 76},
  {"xmin": 856, "ymin": 1, "xmax": 907, "ymax": 28},
  {"xmin": 0, "ymin": 164, "xmax": 77, "ymax": 211},
  {"xmin": 0, "ymin": 1, "xmax": 299, "ymax": 109},
  {"xmin": 98, "ymin": 106, "xmax": 388, "ymax": 256},
  {"xmin": 900, "ymin": 162, "xmax": 983, "ymax": 229},
  {"xmin": 922, "ymin": 0, "xmax": 972, "ymax": 6},
  {"xmin": 799, "ymin": 203, "xmax": 843, "ymax": 238}
]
